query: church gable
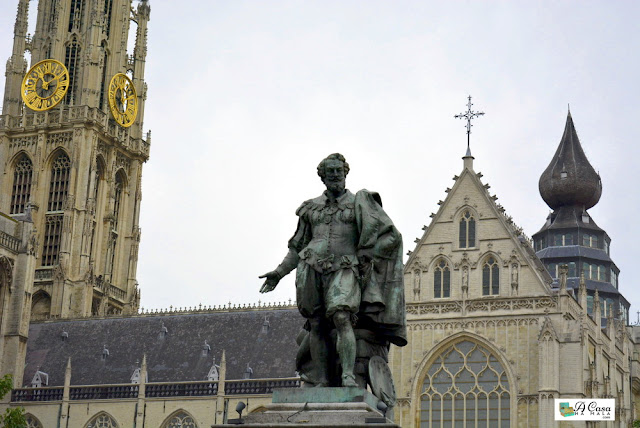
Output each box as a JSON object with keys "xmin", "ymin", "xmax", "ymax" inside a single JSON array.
[{"xmin": 404, "ymin": 158, "xmax": 553, "ymax": 306}]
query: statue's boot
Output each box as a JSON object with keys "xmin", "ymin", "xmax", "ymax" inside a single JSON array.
[{"xmin": 342, "ymin": 373, "xmax": 357, "ymax": 387}]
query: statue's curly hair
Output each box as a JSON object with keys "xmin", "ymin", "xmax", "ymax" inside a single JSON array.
[{"xmin": 317, "ymin": 153, "xmax": 350, "ymax": 179}]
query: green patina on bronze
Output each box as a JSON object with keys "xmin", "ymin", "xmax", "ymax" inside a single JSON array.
[{"xmin": 260, "ymin": 153, "xmax": 406, "ymax": 406}]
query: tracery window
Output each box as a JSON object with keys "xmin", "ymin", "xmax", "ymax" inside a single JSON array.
[
  {"xmin": 459, "ymin": 210, "xmax": 476, "ymax": 248},
  {"xmin": 482, "ymin": 257, "xmax": 499, "ymax": 295},
  {"xmin": 162, "ymin": 411, "xmax": 198, "ymax": 428},
  {"xmin": 420, "ymin": 339, "xmax": 510, "ymax": 427},
  {"xmin": 85, "ymin": 412, "xmax": 119, "ymax": 428},
  {"xmin": 10, "ymin": 154, "xmax": 33, "ymax": 214},
  {"xmin": 25, "ymin": 414, "xmax": 43, "ymax": 428},
  {"xmin": 42, "ymin": 153, "xmax": 70, "ymax": 266},
  {"xmin": 433, "ymin": 259, "xmax": 450, "ymax": 299}
]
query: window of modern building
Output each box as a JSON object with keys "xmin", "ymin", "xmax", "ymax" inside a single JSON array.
[
  {"xmin": 419, "ymin": 340, "xmax": 510, "ymax": 427},
  {"xmin": 459, "ymin": 210, "xmax": 476, "ymax": 248},
  {"xmin": 433, "ymin": 259, "xmax": 451, "ymax": 299},
  {"xmin": 482, "ymin": 257, "xmax": 499, "ymax": 295},
  {"xmin": 10, "ymin": 154, "xmax": 33, "ymax": 214}
]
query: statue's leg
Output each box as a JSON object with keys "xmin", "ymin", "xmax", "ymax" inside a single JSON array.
[
  {"xmin": 308, "ymin": 316, "xmax": 330, "ymax": 386},
  {"xmin": 333, "ymin": 310, "xmax": 357, "ymax": 387}
]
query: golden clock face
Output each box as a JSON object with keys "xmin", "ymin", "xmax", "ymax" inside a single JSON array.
[
  {"xmin": 108, "ymin": 73, "xmax": 138, "ymax": 128},
  {"xmin": 21, "ymin": 59, "xmax": 69, "ymax": 111}
]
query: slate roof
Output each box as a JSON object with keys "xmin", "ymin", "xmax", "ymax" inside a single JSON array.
[
  {"xmin": 550, "ymin": 278, "xmax": 629, "ymax": 304},
  {"xmin": 536, "ymin": 245, "xmax": 613, "ymax": 263},
  {"xmin": 23, "ymin": 308, "xmax": 303, "ymax": 387}
]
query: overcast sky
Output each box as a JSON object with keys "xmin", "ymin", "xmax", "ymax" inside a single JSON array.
[{"xmin": 1, "ymin": 1, "xmax": 639, "ymax": 318}]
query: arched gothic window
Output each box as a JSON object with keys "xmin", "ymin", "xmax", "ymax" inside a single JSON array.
[
  {"xmin": 112, "ymin": 172, "xmax": 124, "ymax": 230},
  {"xmin": 64, "ymin": 38, "xmax": 81, "ymax": 104},
  {"xmin": 420, "ymin": 339, "xmax": 511, "ymax": 427},
  {"xmin": 103, "ymin": 0, "xmax": 114, "ymax": 36},
  {"xmin": 85, "ymin": 412, "xmax": 119, "ymax": 428},
  {"xmin": 161, "ymin": 410, "xmax": 198, "ymax": 428},
  {"xmin": 42, "ymin": 152, "xmax": 71, "ymax": 266},
  {"xmin": 459, "ymin": 210, "xmax": 476, "ymax": 248},
  {"xmin": 482, "ymin": 257, "xmax": 499, "ymax": 295},
  {"xmin": 433, "ymin": 259, "xmax": 450, "ymax": 299},
  {"xmin": 68, "ymin": 0, "xmax": 85, "ymax": 32},
  {"xmin": 89, "ymin": 158, "xmax": 104, "ymax": 261},
  {"xmin": 105, "ymin": 171, "xmax": 124, "ymax": 281},
  {"xmin": 25, "ymin": 414, "xmax": 44, "ymax": 428},
  {"xmin": 10, "ymin": 154, "xmax": 33, "ymax": 214},
  {"xmin": 31, "ymin": 291, "xmax": 51, "ymax": 320}
]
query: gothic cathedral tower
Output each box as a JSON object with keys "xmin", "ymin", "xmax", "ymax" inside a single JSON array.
[{"xmin": 0, "ymin": 0, "xmax": 151, "ymax": 319}]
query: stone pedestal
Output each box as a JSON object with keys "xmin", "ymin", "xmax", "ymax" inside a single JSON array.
[{"xmin": 217, "ymin": 387, "xmax": 399, "ymax": 427}]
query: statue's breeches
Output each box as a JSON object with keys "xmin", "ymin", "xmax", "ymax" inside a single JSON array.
[{"xmin": 295, "ymin": 261, "xmax": 360, "ymax": 319}]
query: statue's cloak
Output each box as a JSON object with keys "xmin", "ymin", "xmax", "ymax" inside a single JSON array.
[{"xmin": 354, "ymin": 189, "xmax": 407, "ymax": 347}]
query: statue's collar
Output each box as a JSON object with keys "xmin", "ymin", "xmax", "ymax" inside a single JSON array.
[{"xmin": 321, "ymin": 189, "xmax": 353, "ymax": 205}]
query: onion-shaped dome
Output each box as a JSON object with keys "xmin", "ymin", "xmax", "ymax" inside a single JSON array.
[{"xmin": 539, "ymin": 112, "xmax": 602, "ymax": 210}]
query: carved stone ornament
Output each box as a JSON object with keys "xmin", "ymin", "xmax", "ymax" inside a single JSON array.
[
  {"xmin": 461, "ymin": 266, "xmax": 469, "ymax": 296},
  {"xmin": 503, "ymin": 249, "xmax": 521, "ymax": 268},
  {"xmin": 412, "ymin": 270, "xmax": 421, "ymax": 300},
  {"xmin": 454, "ymin": 252, "xmax": 477, "ymax": 270},
  {"xmin": 0, "ymin": 256, "xmax": 15, "ymax": 290},
  {"xmin": 53, "ymin": 263, "xmax": 65, "ymax": 283}
]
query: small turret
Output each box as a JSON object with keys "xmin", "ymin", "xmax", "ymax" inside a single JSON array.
[
  {"xmin": 532, "ymin": 110, "xmax": 628, "ymax": 324},
  {"xmin": 539, "ymin": 111, "xmax": 602, "ymax": 211}
]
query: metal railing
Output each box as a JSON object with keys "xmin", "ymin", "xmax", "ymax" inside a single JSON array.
[
  {"xmin": 11, "ymin": 377, "xmax": 301, "ymax": 402},
  {"xmin": 11, "ymin": 387, "xmax": 63, "ymax": 402},
  {"xmin": 70, "ymin": 384, "xmax": 138, "ymax": 400}
]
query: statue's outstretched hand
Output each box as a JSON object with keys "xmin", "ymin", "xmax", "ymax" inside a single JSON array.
[{"xmin": 259, "ymin": 271, "xmax": 281, "ymax": 293}]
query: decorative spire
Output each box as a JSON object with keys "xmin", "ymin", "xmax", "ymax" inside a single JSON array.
[{"xmin": 539, "ymin": 111, "xmax": 602, "ymax": 210}]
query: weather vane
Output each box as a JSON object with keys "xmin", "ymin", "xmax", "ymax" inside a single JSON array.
[{"xmin": 454, "ymin": 95, "xmax": 485, "ymax": 151}]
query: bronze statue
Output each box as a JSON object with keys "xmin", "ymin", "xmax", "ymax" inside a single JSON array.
[{"xmin": 260, "ymin": 154, "xmax": 406, "ymax": 399}]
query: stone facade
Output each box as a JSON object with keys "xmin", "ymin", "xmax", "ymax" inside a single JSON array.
[
  {"xmin": 0, "ymin": 0, "xmax": 150, "ymax": 319},
  {"xmin": 2, "ymin": 1, "xmax": 640, "ymax": 427},
  {"xmin": 391, "ymin": 154, "xmax": 638, "ymax": 427},
  {"xmin": 0, "ymin": 211, "xmax": 36, "ymax": 386}
]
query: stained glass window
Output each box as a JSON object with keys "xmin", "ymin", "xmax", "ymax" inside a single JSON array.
[{"xmin": 420, "ymin": 340, "xmax": 510, "ymax": 427}]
